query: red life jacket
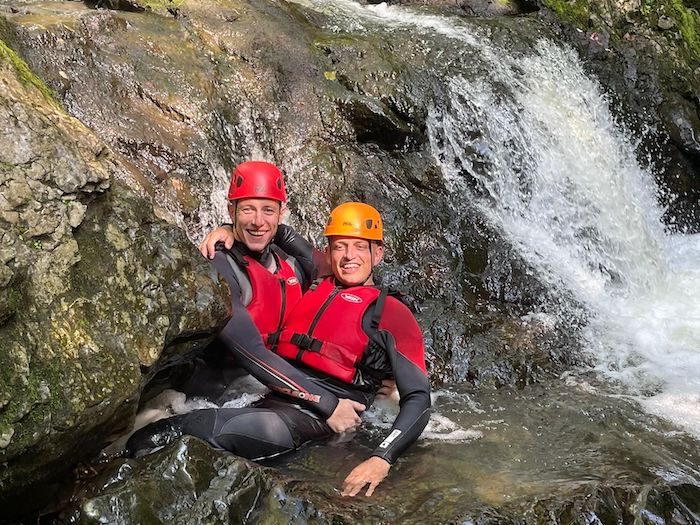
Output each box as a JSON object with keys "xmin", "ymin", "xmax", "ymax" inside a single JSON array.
[
  {"xmin": 274, "ymin": 277, "xmax": 388, "ymax": 384},
  {"xmin": 226, "ymin": 245, "xmax": 303, "ymax": 347}
]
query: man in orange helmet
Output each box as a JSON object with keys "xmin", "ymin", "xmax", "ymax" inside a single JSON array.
[{"xmin": 129, "ymin": 202, "xmax": 430, "ymax": 497}]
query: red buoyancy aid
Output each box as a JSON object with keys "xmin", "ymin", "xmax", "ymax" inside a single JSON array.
[
  {"xmin": 274, "ymin": 277, "xmax": 384, "ymax": 384},
  {"xmin": 230, "ymin": 247, "xmax": 303, "ymax": 346}
]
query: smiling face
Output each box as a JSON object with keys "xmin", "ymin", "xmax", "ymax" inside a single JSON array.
[
  {"xmin": 327, "ymin": 236, "xmax": 384, "ymax": 287},
  {"xmin": 228, "ymin": 198, "xmax": 283, "ymax": 252}
]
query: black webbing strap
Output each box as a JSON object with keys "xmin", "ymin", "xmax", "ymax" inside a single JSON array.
[
  {"xmin": 223, "ymin": 243, "xmax": 249, "ymax": 267},
  {"xmin": 370, "ymin": 287, "xmax": 389, "ymax": 331},
  {"xmin": 290, "ymin": 333, "xmax": 323, "ymax": 351}
]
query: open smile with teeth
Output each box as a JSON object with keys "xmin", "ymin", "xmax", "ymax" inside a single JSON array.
[
  {"xmin": 246, "ymin": 230, "xmax": 269, "ymax": 237},
  {"xmin": 341, "ymin": 262, "xmax": 361, "ymax": 272}
]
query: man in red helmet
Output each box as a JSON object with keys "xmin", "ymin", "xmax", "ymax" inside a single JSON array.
[
  {"xmin": 187, "ymin": 161, "xmax": 365, "ymax": 431},
  {"xmin": 128, "ymin": 201, "xmax": 430, "ymax": 498}
]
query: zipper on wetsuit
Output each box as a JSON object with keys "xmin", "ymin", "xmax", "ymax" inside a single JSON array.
[
  {"xmin": 277, "ymin": 278, "xmax": 287, "ymax": 333},
  {"xmin": 307, "ymin": 286, "xmax": 339, "ymax": 336}
]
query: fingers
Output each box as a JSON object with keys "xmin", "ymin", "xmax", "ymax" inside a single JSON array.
[
  {"xmin": 341, "ymin": 477, "xmax": 367, "ymax": 497},
  {"xmin": 198, "ymin": 240, "xmax": 209, "ymax": 258},
  {"xmin": 199, "ymin": 227, "xmax": 235, "ymax": 259},
  {"xmin": 365, "ymin": 480, "xmax": 379, "ymax": 497},
  {"xmin": 350, "ymin": 400, "xmax": 366, "ymax": 413},
  {"xmin": 340, "ymin": 475, "xmax": 379, "ymax": 497},
  {"xmin": 198, "ymin": 237, "xmax": 217, "ymax": 259}
]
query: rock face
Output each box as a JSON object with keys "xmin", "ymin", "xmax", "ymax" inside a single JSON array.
[{"xmin": 0, "ymin": 33, "xmax": 228, "ymax": 516}]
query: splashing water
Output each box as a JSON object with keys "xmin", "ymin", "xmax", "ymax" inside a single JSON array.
[{"xmin": 288, "ymin": 0, "xmax": 700, "ymax": 436}]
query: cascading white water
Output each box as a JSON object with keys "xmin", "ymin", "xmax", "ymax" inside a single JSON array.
[
  {"xmin": 290, "ymin": 0, "xmax": 700, "ymax": 436},
  {"xmin": 429, "ymin": 41, "xmax": 700, "ymax": 435}
]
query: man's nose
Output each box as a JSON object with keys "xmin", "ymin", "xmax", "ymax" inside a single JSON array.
[{"xmin": 251, "ymin": 209, "xmax": 264, "ymax": 225}]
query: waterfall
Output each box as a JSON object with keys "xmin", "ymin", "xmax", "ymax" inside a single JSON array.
[{"xmin": 290, "ymin": 0, "xmax": 700, "ymax": 436}]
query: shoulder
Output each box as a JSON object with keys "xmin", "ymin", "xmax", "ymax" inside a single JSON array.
[
  {"xmin": 380, "ymin": 296, "xmax": 420, "ymax": 327},
  {"xmin": 376, "ymin": 295, "xmax": 426, "ymax": 372},
  {"xmin": 377, "ymin": 296, "xmax": 423, "ymax": 341},
  {"xmin": 210, "ymin": 250, "xmax": 245, "ymax": 294}
]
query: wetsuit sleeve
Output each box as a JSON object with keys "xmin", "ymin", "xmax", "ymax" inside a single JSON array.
[
  {"xmin": 369, "ymin": 297, "xmax": 431, "ymax": 464},
  {"xmin": 274, "ymin": 224, "xmax": 331, "ymax": 285},
  {"xmin": 210, "ymin": 251, "xmax": 340, "ymax": 418}
]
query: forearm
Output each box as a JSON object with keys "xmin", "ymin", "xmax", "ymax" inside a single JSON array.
[
  {"xmin": 371, "ymin": 387, "xmax": 430, "ymax": 464},
  {"xmin": 211, "ymin": 252, "xmax": 340, "ymax": 418},
  {"xmin": 219, "ymin": 314, "xmax": 339, "ymax": 418},
  {"xmin": 274, "ymin": 224, "xmax": 330, "ymax": 283}
]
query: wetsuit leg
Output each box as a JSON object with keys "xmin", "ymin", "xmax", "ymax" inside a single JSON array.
[{"xmin": 126, "ymin": 401, "xmax": 331, "ymax": 460}]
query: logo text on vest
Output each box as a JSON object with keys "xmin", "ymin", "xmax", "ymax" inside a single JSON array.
[{"xmin": 340, "ymin": 293, "xmax": 363, "ymax": 304}]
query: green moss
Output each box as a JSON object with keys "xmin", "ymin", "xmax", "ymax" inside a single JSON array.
[
  {"xmin": 140, "ymin": 0, "xmax": 186, "ymax": 10},
  {"xmin": 542, "ymin": 0, "xmax": 590, "ymax": 26},
  {"xmin": 670, "ymin": 0, "xmax": 700, "ymax": 63},
  {"xmin": 0, "ymin": 39, "xmax": 58, "ymax": 107}
]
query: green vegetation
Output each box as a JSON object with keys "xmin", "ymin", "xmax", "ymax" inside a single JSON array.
[
  {"xmin": 670, "ymin": 0, "xmax": 700, "ymax": 63},
  {"xmin": 0, "ymin": 39, "xmax": 58, "ymax": 107},
  {"xmin": 140, "ymin": 0, "xmax": 186, "ymax": 10},
  {"xmin": 541, "ymin": 0, "xmax": 590, "ymax": 26},
  {"xmin": 542, "ymin": 0, "xmax": 700, "ymax": 67}
]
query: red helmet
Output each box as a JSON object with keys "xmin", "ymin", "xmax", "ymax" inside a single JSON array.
[{"xmin": 227, "ymin": 161, "xmax": 286, "ymax": 202}]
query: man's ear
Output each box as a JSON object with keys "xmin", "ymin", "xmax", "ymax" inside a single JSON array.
[
  {"xmin": 227, "ymin": 202, "xmax": 236, "ymax": 223},
  {"xmin": 372, "ymin": 243, "xmax": 384, "ymax": 266}
]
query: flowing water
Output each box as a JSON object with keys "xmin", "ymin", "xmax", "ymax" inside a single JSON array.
[{"xmin": 283, "ymin": 0, "xmax": 700, "ymax": 439}]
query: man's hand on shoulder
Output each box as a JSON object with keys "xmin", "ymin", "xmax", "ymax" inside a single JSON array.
[
  {"xmin": 341, "ymin": 456, "xmax": 391, "ymax": 497},
  {"xmin": 326, "ymin": 398, "xmax": 365, "ymax": 433},
  {"xmin": 199, "ymin": 225, "xmax": 235, "ymax": 259}
]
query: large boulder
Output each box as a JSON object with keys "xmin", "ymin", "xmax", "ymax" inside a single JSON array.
[{"xmin": 0, "ymin": 36, "xmax": 229, "ymax": 515}]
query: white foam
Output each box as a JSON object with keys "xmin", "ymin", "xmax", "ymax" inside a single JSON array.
[{"xmin": 641, "ymin": 393, "xmax": 700, "ymax": 437}]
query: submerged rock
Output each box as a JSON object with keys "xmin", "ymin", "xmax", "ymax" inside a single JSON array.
[
  {"xmin": 67, "ymin": 438, "xmax": 383, "ymax": 524},
  {"xmin": 62, "ymin": 383, "xmax": 700, "ymax": 524}
]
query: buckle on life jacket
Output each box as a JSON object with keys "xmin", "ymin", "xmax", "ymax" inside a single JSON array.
[{"xmin": 290, "ymin": 333, "xmax": 323, "ymax": 352}]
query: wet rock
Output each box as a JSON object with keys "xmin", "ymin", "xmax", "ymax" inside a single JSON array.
[
  {"xmin": 0, "ymin": 32, "xmax": 229, "ymax": 518},
  {"xmin": 657, "ymin": 14, "xmax": 675, "ymax": 30},
  {"xmin": 69, "ymin": 437, "xmax": 377, "ymax": 524}
]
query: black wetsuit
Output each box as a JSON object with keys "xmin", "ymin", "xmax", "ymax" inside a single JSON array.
[{"xmin": 127, "ymin": 227, "xmax": 431, "ymax": 464}]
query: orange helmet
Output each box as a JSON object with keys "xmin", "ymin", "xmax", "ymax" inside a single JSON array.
[{"xmin": 323, "ymin": 202, "xmax": 383, "ymax": 242}]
